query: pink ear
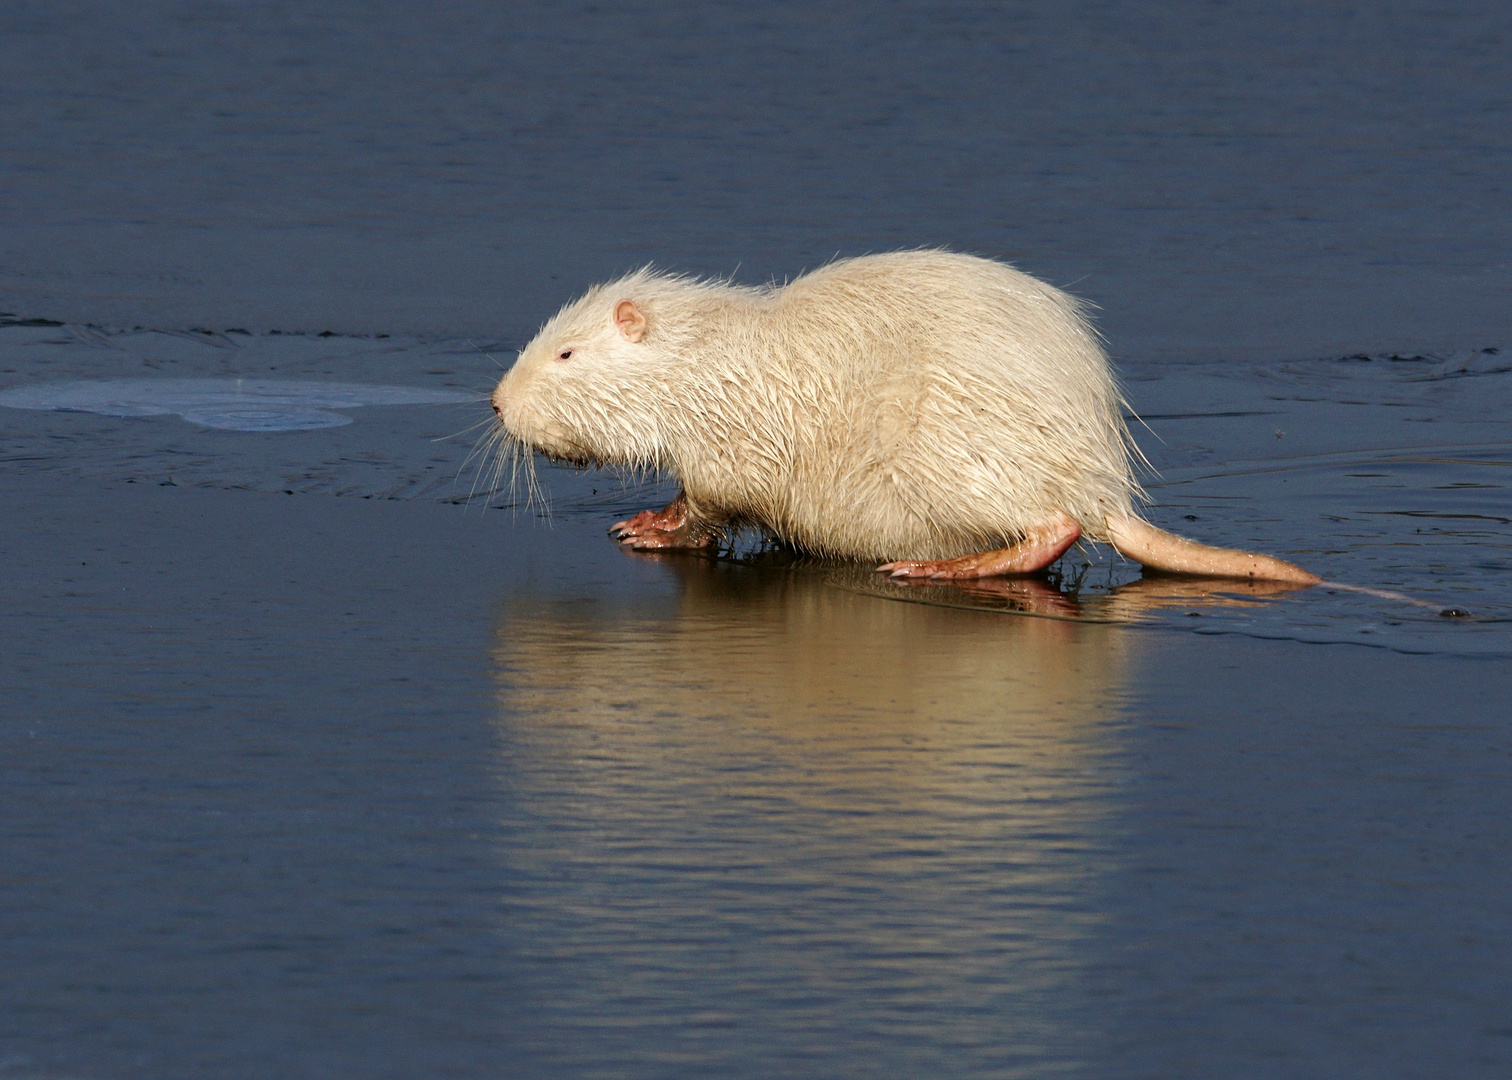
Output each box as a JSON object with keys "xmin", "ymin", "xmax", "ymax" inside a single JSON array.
[{"xmin": 615, "ymin": 300, "xmax": 647, "ymax": 343}]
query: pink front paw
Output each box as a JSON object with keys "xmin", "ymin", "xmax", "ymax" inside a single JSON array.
[
  {"xmin": 610, "ymin": 494, "xmax": 690, "ymax": 542},
  {"xmin": 622, "ymin": 527, "xmax": 715, "ymax": 551},
  {"xmin": 610, "ymin": 508, "xmax": 664, "ymax": 540}
]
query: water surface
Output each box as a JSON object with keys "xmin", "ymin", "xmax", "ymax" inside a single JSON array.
[
  {"xmin": 4, "ymin": 474, "xmax": 1508, "ymax": 1079},
  {"xmin": 2, "ymin": 2, "xmax": 1509, "ymax": 1077}
]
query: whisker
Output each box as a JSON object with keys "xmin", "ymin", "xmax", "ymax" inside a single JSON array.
[
  {"xmin": 456, "ymin": 423, "xmax": 512, "ymax": 510},
  {"xmin": 466, "ymin": 337, "xmax": 510, "ymax": 372},
  {"xmin": 435, "ymin": 412, "xmax": 499, "ymax": 443}
]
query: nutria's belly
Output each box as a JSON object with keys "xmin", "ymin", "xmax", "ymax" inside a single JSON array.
[
  {"xmin": 760, "ymin": 486, "xmax": 1045, "ymax": 563},
  {"xmin": 754, "ymin": 448, "xmax": 1133, "ymax": 562}
]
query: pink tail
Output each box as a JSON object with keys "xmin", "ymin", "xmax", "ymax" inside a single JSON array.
[{"xmin": 1107, "ymin": 515, "xmax": 1320, "ymax": 585}]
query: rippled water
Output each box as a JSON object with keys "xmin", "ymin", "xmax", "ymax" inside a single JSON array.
[
  {"xmin": 2, "ymin": 2, "xmax": 1509, "ymax": 1078},
  {"xmin": 489, "ymin": 567, "xmax": 1130, "ymax": 1076},
  {"xmin": 3, "ymin": 335, "xmax": 1506, "ymax": 1078},
  {"xmin": 8, "ymin": 467, "xmax": 1506, "ymax": 1079},
  {"xmin": 3, "ymin": 322, "xmax": 1507, "ymax": 659}
]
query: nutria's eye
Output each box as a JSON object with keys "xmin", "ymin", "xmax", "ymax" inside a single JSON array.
[{"xmin": 557, "ymin": 349, "xmax": 573, "ymax": 361}]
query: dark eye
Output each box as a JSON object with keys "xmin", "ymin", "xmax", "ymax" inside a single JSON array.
[{"xmin": 558, "ymin": 349, "xmax": 573, "ymax": 361}]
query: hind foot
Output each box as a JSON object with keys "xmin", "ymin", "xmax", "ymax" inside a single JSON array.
[
  {"xmin": 609, "ymin": 494, "xmax": 716, "ymax": 551},
  {"xmin": 878, "ymin": 513, "xmax": 1081, "ymax": 579}
]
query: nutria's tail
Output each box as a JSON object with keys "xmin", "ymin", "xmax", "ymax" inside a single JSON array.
[{"xmin": 1107, "ymin": 515, "xmax": 1321, "ymax": 585}]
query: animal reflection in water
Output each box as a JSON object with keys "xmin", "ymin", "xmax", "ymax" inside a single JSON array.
[
  {"xmin": 490, "ymin": 553, "xmax": 1134, "ymax": 763},
  {"xmin": 487, "ymin": 555, "xmax": 1136, "ymax": 1063},
  {"xmin": 842, "ymin": 563, "xmax": 1310, "ymax": 621},
  {"xmin": 486, "ymin": 553, "xmax": 1294, "ymax": 792}
]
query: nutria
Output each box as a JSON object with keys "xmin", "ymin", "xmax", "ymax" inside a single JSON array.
[{"xmin": 489, "ymin": 250, "xmax": 1318, "ymax": 584}]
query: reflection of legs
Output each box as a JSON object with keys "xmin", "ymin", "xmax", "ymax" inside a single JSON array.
[
  {"xmin": 877, "ymin": 512, "xmax": 1081, "ymax": 579},
  {"xmin": 895, "ymin": 574, "xmax": 1083, "ymax": 618},
  {"xmin": 610, "ymin": 493, "xmax": 716, "ymax": 550}
]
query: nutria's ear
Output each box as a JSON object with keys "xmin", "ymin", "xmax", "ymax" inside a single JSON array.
[{"xmin": 614, "ymin": 300, "xmax": 647, "ymax": 343}]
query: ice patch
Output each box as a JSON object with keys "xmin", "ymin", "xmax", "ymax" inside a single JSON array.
[{"xmin": 0, "ymin": 378, "xmax": 475, "ymax": 431}]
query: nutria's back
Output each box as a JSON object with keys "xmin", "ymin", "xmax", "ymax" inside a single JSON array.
[
  {"xmin": 496, "ymin": 250, "xmax": 1139, "ymax": 562},
  {"xmin": 667, "ymin": 252, "xmax": 1138, "ymax": 560}
]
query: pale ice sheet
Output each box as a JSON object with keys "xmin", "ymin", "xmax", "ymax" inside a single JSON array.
[{"xmin": 0, "ymin": 377, "xmax": 475, "ymax": 431}]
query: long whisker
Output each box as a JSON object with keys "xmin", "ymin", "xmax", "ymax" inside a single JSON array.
[
  {"xmin": 436, "ymin": 412, "xmax": 499, "ymax": 444},
  {"xmin": 459, "ymin": 422, "xmax": 500, "ymax": 482},
  {"xmin": 466, "ymin": 337, "xmax": 510, "ymax": 371},
  {"xmin": 457, "ymin": 421, "xmax": 518, "ymax": 512}
]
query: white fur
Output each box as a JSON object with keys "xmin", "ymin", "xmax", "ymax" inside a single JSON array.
[{"xmin": 493, "ymin": 251, "xmax": 1141, "ymax": 562}]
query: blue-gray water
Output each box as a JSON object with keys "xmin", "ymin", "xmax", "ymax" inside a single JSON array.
[{"xmin": 2, "ymin": 2, "xmax": 1510, "ymax": 1078}]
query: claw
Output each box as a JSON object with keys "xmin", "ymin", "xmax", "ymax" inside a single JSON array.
[
  {"xmin": 610, "ymin": 507, "xmax": 663, "ymax": 540},
  {"xmin": 623, "ymin": 527, "xmax": 715, "ymax": 551},
  {"xmin": 610, "ymin": 495, "xmax": 691, "ymax": 543}
]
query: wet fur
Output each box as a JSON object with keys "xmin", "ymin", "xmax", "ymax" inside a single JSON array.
[{"xmin": 493, "ymin": 250, "xmax": 1141, "ymax": 563}]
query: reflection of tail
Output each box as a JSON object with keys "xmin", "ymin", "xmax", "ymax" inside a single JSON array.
[{"xmin": 1107, "ymin": 515, "xmax": 1321, "ymax": 585}]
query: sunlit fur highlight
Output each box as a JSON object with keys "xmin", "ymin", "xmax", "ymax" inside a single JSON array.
[{"xmin": 492, "ymin": 250, "xmax": 1143, "ymax": 562}]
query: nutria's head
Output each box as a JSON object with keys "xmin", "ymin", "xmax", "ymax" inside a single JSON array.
[{"xmin": 492, "ymin": 271, "xmax": 675, "ymax": 469}]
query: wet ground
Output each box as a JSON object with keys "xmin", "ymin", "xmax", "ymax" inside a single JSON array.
[{"xmin": 3, "ymin": 2, "xmax": 1511, "ymax": 1079}]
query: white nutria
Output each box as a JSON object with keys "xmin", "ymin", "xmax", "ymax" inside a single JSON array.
[{"xmin": 490, "ymin": 250, "xmax": 1318, "ymax": 584}]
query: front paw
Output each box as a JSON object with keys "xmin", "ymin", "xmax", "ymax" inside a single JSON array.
[
  {"xmin": 622, "ymin": 526, "xmax": 715, "ymax": 551},
  {"xmin": 610, "ymin": 509, "xmax": 662, "ymax": 540}
]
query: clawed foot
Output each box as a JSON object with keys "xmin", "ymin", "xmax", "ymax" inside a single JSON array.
[
  {"xmin": 610, "ymin": 508, "xmax": 678, "ymax": 541},
  {"xmin": 610, "ymin": 495, "xmax": 715, "ymax": 551},
  {"xmin": 879, "ymin": 553, "xmax": 1014, "ymax": 580},
  {"xmin": 878, "ymin": 513, "xmax": 1082, "ymax": 579}
]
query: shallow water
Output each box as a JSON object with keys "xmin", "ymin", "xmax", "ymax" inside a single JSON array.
[
  {"xmin": 4, "ymin": 470, "xmax": 1509, "ymax": 1079},
  {"xmin": 1, "ymin": 331, "xmax": 1509, "ymax": 1078},
  {"xmin": 2, "ymin": 1, "xmax": 1508, "ymax": 357},
  {"xmin": 5, "ymin": 322, "xmax": 1505, "ymax": 656},
  {"xmin": 488, "ymin": 564, "xmax": 1129, "ymax": 1076},
  {"xmin": 2, "ymin": 2, "xmax": 1510, "ymax": 1078}
]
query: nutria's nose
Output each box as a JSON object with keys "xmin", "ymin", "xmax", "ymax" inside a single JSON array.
[{"xmin": 492, "ymin": 401, "xmax": 502, "ymax": 417}]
